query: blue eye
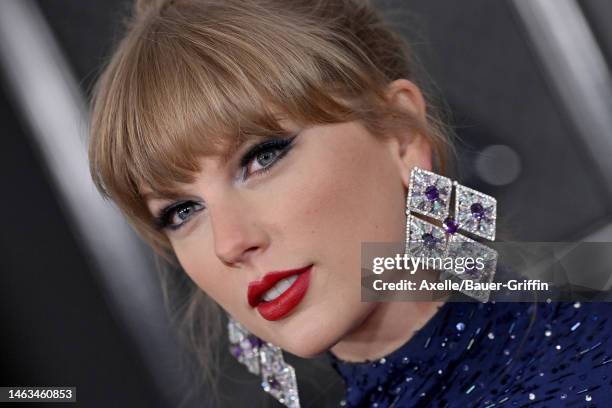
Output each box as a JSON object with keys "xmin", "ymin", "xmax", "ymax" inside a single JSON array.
[
  {"xmin": 239, "ymin": 135, "xmax": 297, "ymax": 180},
  {"xmin": 245, "ymin": 147, "xmax": 284, "ymax": 176},
  {"xmin": 155, "ymin": 201, "xmax": 204, "ymax": 230}
]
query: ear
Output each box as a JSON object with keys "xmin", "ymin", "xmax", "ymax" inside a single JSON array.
[{"xmin": 384, "ymin": 79, "xmax": 433, "ymax": 189}]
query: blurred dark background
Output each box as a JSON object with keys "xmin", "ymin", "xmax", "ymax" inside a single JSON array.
[{"xmin": 0, "ymin": 0, "xmax": 610, "ymax": 407}]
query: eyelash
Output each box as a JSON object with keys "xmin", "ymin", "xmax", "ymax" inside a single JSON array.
[
  {"xmin": 238, "ymin": 135, "xmax": 297, "ymax": 181},
  {"xmin": 154, "ymin": 135, "xmax": 297, "ymax": 231}
]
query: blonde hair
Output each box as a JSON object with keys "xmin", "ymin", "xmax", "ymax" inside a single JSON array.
[{"xmin": 88, "ymin": 0, "xmax": 454, "ymax": 404}]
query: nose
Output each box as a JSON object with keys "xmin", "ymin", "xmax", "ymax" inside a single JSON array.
[{"xmin": 209, "ymin": 198, "xmax": 268, "ymax": 266}]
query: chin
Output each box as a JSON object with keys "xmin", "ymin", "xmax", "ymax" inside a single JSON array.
[{"xmin": 277, "ymin": 325, "xmax": 337, "ymax": 358}]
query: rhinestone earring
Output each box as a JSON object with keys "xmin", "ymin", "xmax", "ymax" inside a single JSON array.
[
  {"xmin": 405, "ymin": 167, "xmax": 498, "ymax": 302},
  {"xmin": 227, "ymin": 316, "xmax": 301, "ymax": 408}
]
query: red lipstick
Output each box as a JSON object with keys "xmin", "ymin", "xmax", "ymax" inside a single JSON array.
[{"xmin": 247, "ymin": 265, "xmax": 312, "ymax": 321}]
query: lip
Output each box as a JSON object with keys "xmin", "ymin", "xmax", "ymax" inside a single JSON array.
[{"xmin": 248, "ymin": 264, "xmax": 312, "ymax": 321}]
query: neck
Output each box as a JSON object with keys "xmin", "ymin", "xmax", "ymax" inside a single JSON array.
[{"xmin": 329, "ymin": 296, "xmax": 450, "ymax": 362}]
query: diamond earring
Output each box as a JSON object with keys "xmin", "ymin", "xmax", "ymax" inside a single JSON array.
[
  {"xmin": 227, "ymin": 316, "xmax": 301, "ymax": 408},
  {"xmin": 405, "ymin": 167, "xmax": 498, "ymax": 302}
]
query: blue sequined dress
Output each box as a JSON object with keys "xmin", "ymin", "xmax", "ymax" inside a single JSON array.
[{"xmin": 328, "ymin": 300, "xmax": 612, "ymax": 407}]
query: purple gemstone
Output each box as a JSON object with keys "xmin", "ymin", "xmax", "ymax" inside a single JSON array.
[
  {"xmin": 266, "ymin": 375, "xmax": 280, "ymax": 390},
  {"xmin": 230, "ymin": 345, "xmax": 242, "ymax": 358},
  {"xmin": 424, "ymin": 185, "xmax": 439, "ymax": 201},
  {"xmin": 248, "ymin": 336, "xmax": 261, "ymax": 348},
  {"xmin": 470, "ymin": 203, "xmax": 485, "ymax": 220},
  {"xmin": 443, "ymin": 217, "xmax": 459, "ymax": 234},
  {"xmin": 421, "ymin": 233, "xmax": 438, "ymax": 249}
]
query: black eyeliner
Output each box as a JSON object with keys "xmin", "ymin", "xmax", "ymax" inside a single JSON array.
[
  {"xmin": 154, "ymin": 200, "xmax": 199, "ymax": 230},
  {"xmin": 239, "ymin": 134, "xmax": 298, "ymax": 168},
  {"xmin": 153, "ymin": 203, "xmax": 177, "ymax": 230}
]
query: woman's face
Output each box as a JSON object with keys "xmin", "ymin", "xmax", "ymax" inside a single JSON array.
[{"xmin": 146, "ymin": 82, "xmax": 430, "ymax": 358}]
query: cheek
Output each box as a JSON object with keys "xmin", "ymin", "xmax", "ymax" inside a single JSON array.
[{"xmin": 283, "ymin": 134, "xmax": 406, "ymax": 246}]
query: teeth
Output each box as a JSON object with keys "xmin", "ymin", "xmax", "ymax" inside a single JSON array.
[{"xmin": 262, "ymin": 275, "xmax": 298, "ymax": 302}]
